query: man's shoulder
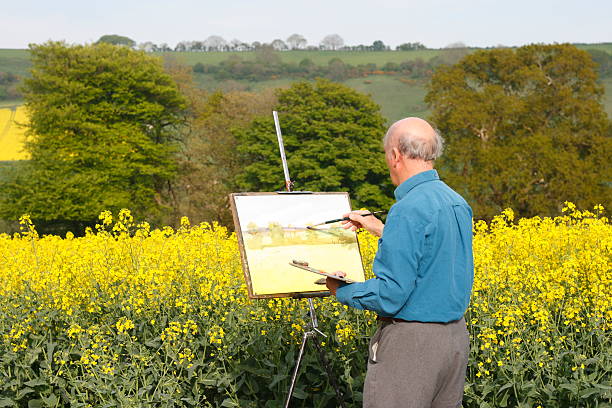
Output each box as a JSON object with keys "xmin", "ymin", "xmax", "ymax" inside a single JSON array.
[
  {"xmin": 435, "ymin": 180, "xmax": 471, "ymax": 207},
  {"xmin": 394, "ymin": 180, "xmax": 471, "ymax": 218},
  {"xmin": 391, "ymin": 187, "xmax": 437, "ymax": 223}
]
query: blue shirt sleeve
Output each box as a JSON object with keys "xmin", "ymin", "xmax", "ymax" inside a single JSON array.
[{"xmin": 336, "ymin": 211, "xmax": 426, "ymax": 316}]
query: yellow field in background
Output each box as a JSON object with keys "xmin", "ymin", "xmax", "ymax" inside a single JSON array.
[{"xmin": 0, "ymin": 106, "xmax": 29, "ymax": 161}]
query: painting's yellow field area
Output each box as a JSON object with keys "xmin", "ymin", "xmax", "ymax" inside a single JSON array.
[
  {"xmin": 0, "ymin": 107, "xmax": 29, "ymax": 160},
  {"xmin": 246, "ymin": 242, "xmax": 365, "ymax": 296}
]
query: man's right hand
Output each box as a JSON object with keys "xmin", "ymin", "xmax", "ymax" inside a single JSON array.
[{"xmin": 341, "ymin": 210, "xmax": 384, "ymax": 237}]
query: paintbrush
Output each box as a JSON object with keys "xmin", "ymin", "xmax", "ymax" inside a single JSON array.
[{"xmin": 307, "ymin": 210, "xmax": 387, "ymax": 230}]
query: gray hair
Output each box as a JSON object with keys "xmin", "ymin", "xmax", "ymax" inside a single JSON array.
[{"xmin": 383, "ymin": 123, "xmax": 444, "ymax": 161}]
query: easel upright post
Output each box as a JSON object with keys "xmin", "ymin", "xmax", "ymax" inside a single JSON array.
[
  {"xmin": 273, "ymin": 111, "xmax": 346, "ymax": 408},
  {"xmin": 273, "ymin": 110, "xmax": 292, "ymax": 192}
]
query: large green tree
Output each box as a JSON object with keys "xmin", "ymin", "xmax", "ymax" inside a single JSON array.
[
  {"xmin": 426, "ymin": 44, "xmax": 611, "ymax": 219},
  {"xmin": 0, "ymin": 42, "xmax": 186, "ymax": 232},
  {"xmin": 236, "ymin": 79, "xmax": 393, "ymax": 211}
]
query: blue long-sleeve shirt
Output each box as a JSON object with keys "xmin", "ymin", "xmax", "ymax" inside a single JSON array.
[{"xmin": 336, "ymin": 169, "xmax": 474, "ymax": 322}]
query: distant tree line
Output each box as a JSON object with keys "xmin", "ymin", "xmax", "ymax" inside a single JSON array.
[
  {"xmin": 129, "ymin": 34, "xmax": 428, "ymax": 53},
  {"xmin": 192, "ymin": 54, "xmax": 438, "ymax": 82},
  {"xmin": 190, "ymin": 46, "xmax": 474, "ymax": 82}
]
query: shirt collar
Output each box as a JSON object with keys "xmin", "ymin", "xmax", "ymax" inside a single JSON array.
[{"xmin": 394, "ymin": 169, "xmax": 440, "ymax": 201}]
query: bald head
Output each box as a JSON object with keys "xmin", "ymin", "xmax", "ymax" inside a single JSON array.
[{"xmin": 383, "ymin": 117, "xmax": 443, "ymax": 162}]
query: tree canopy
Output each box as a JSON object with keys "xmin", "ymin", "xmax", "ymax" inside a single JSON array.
[
  {"xmin": 0, "ymin": 41, "xmax": 186, "ymax": 232},
  {"xmin": 235, "ymin": 79, "xmax": 394, "ymax": 211},
  {"xmin": 426, "ymin": 43, "xmax": 611, "ymax": 219},
  {"xmin": 96, "ymin": 34, "xmax": 136, "ymax": 47}
]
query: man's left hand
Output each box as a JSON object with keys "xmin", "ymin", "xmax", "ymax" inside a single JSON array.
[{"xmin": 326, "ymin": 271, "xmax": 346, "ymax": 296}]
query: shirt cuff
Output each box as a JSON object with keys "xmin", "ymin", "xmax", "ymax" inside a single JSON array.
[{"xmin": 335, "ymin": 282, "xmax": 356, "ymax": 306}]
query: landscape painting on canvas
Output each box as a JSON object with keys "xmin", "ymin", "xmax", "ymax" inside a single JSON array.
[{"xmin": 230, "ymin": 192, "xmax": 366, "ymax": 298}]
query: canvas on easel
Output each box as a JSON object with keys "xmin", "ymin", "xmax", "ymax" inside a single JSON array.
[{"xmin": 229, "ymin": 192, "xmax": 366, "ymax": 299}]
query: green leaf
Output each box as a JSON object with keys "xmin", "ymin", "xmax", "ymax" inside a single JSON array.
[
  {"xmin": 499, "ymin": 392, "xmax": 509, "ymax": 407},
  {"xmin": 45, "ymin": 342, "xmax": 56, "ymax": 364},
  {"xmin": 269, "ymin": 373, "xmax": 287, "ymax": 388},
  {"xmin": 220, "ymin": 399, "xmax": 239, "ymax": 407},
  {"xmin": 16, "ymin": 387, "xmax": 34, "ymax": 400},
  {"xmin": 580, "ymin": 387, "xmax": 603, "ymax": 398},
  {"xmin": 0, "ymin": 399, "xmax": 16, "ymax": 408},
  {"xmin": 291, "ymin": 387, "xmax": 308, "ymax": 400},
  {"xmin": 41, "ymin": 394, "xmax": 59, "ymax": 407},
  {"xmin": 24, "ymin": 378, "xmax": 47, "ymax": 387},
  {"xmin": 497, "ymin": 382, "xmax": 514, "ymax": 394},
  {"xmin": 559, "ymin": 383, "xmax": 579, "ymax": 395}
]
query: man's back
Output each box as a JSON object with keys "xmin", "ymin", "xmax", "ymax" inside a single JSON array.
[
  {"xmin": 389, "ymin": 169, "xmax": 474, "ymax": 322},
  {"xmin": 337, "ymin": 169, "xmax": 474, "ymax": 322}
]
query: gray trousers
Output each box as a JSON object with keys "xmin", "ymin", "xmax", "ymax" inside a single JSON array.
[{"xmin": 363, "ymin": 318, "xmax": 469, "ymax": 408}]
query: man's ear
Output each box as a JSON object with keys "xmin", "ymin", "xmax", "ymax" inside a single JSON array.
[{"xmin": 391, "ymin": 147, "xmax": 400, "ymax": 166}]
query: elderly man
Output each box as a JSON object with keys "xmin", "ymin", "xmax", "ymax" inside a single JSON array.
[{"xmin": 326, "ymin": 117, "xmax": 474, "ymax": 408}]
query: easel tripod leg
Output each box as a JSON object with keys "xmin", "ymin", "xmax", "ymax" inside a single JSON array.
[{"xmin": 284, "ymin": 331, "xmax": 310, "ymax": 408}]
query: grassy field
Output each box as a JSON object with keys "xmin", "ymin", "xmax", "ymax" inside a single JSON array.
[
  {"xmin": 575, "ymin": 42, "xmax": 612, "ymax": 54},
  {"xmin": 344, "ymin": 76, "xmax": 430, "ymax": 121},
  {"xmin": 163, "ymin": 49, "xmax": 443, "ymax": 65},
  {"xmin": 192, "ymin": 73, "xmax": 295, "ymax": 93},
  {"xmin": 0, "ymin": 49, "xmax": 31, "ymax": 76},
  {"xmin": 194, "ymin": 73, "xmax": 612, "ymax": 124},
  {"xmin": 193, "ymin": 73, "xmax": 429, "ymax": 122}
]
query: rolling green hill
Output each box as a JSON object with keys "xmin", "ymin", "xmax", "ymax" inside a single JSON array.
[
  {"xmin": 3, "ymin": 42, "xmax": 611, "ymax": 73},
  {"xmin": 163, "ymin": 49, "xmax": 443, "ymax": 65},
  {"xmin": 1, "ymin": 44, "xmax": 612, "ymax": 123},
  {"xmin": 194, "ymin": 73, "xmax": 612, "ymax": 123},
  {"xmin": 162, "ymin": 43, "xmax": 612, "ymax": 65}
]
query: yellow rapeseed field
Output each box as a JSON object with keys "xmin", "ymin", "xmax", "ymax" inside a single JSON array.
[
  {"xmin": 0, "ymin": 204, "xmax": 610, "ymax": 407},
  {"xmin": 0, "ymin": 106, "xmax": 29, "ymax": 161}
]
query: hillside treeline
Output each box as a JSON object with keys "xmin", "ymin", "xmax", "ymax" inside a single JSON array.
[
  {"xmin": 134, "ymin": 34, "xmax": 422, "ymax": 52},
  {"xmin": 194, "ymin": 51, "xmax": 445, "ymax": 82},
  {"xmin": 203, "ymin": 46, "xmax": 612, "ymax": 82},
  {"xmin": 0, "ymin": 42, "xmax": 610, "ymax": 234},
  {"xmin": 0, "ymin": 72, "xmax": 20, "ymax": 100},
  {"xmin": 2, "ymin": 46, "xmax": 612, "ymax": 102}
]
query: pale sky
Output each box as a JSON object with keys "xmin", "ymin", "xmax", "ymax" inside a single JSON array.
[{"xmin": 1, "ymin": 0, "xmax": 611, "ymax": 49}]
